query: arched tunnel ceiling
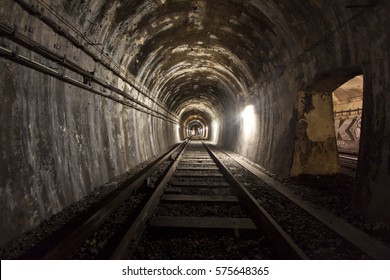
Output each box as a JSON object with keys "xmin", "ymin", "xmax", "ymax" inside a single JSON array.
[
  {"xmin": 61, "ymin": 0, "xmax": 366, "ymax": 124},
  {"xmin": 123, "ymin": 0, "xmax": 287, "ymax": 122}
]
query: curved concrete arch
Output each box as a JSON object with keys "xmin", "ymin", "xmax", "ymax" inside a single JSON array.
[{"xmin": 1, "ymin": 0, "xmax": 390, "ymax": 246}]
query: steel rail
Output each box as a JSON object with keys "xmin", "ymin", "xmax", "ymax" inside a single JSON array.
[
  {"xmin": 202, "ymin": 141, "xmax": 309, "ymax": 259},
  {"xmin": 110, "ymin": 139, "xmax": 191, "ymax": 259},
  {"xmin": 214, "ymin": 145, "xmax": 390, "ymax": 260},
  {"xmin": 17, "ymin": 142, "xmax": 181, "ymax": 259},
  {"xmin": 339, "ymin": 153, "xmax": 358, "ymax": 169},
  {"xmin": 40, "ymin": 140, "xmax": 188, "ymax": 259}
]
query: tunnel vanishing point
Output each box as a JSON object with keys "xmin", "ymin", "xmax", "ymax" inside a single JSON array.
[{"xmin": 0, "ymin": 0, "xmax": 389, "ymax": 247}]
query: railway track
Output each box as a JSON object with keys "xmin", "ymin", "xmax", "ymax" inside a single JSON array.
[
  {"xmin": 6, "ymin": 141, "xmax": 188, "ymax": 259},
  {"xmin": 339, "ymin": 153, "xmax": 358, "ymax": 170},
  {"xmin": 112, "ymin": 138, "xmax": 306, "ymax": 259},
  {"xmin": 3, "ymin": 139, "xmax": 389, "ymax": 260},
  {"xmin": 211, "ymin": 147, "xmax": 390, "ymax": 259}
]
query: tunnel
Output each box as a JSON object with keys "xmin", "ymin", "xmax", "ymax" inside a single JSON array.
[{"xmin": 1, "ymin": 0, "xmax": 390, "ymax": 254}]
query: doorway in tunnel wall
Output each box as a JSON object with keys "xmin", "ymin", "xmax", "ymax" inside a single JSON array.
[
  {"xmin": 332, "ymin": 75, "xmax": 363, "ymax": 157},
  {"xmin": 291, "ymin": 68, "xmax": 363, "ymax": 176}
]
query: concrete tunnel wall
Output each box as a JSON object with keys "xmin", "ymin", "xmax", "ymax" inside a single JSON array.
[
  {"xmin": 0, "ymin": 0, "xmax": 181, "ymax": 245},
  {"xmin": 217, "ymin": 2, "xmax": 390, "ymax": 226},
  {"xmin": 1, "ymin": 0, "xmax": 390, "ymax": 246},
  {"xmin": 0, "ymin": 61, "xmax": 180, "ymax": 245}
]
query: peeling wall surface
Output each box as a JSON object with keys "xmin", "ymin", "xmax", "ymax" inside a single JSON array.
[
  {"xmin": 1, "ymin": 0, "xmax": 390, "ymax": 245},
  {"xmin": 291, "ymin": 91, "xmax": 339, "ymax": 176}
]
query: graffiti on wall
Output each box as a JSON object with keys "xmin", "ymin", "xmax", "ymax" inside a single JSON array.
[{"xmin": 334, "ymin": 112, "xmax": 361, "ymax": 154}]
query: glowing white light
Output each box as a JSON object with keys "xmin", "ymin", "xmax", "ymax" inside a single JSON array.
[
  {"xmin": 242, "ymin": 105, "xmax": 255, "ymax": 136},
  {"xmin": 242, "ymin": 105, "xmax": 255, "ymax": 119},
  {"xmin": 175, "ymin": 124, "xmax": 181, "ymax": 141},
  {"xmin": 212, "ymin": 120, "xmax": 219, "ymax": 143}
]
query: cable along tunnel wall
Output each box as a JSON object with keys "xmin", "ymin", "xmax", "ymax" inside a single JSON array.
[
  {"xmin": 0, "ymin": 1, "xmax": 180, "ymax": 246},
  {"xmin": 1, "ymin": 0, "xmax": 390, "ymax": 247}
]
